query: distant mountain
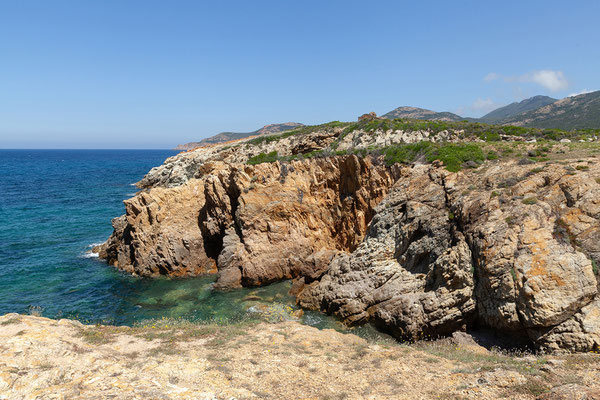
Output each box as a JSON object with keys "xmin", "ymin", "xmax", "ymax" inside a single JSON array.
[
  {"xmin": 501, "ymin": 91, "xmax": 600, "ymax": 130},
  {"xmin": 382, "ymin": 106, "xmax": 464, "ymax": 122},
  {"xmin": 382, "ymin": 93, "xmax": 600, "ymax": 131},
  {"xmin": 175, "ymin": 122, "xmax": 304, "ymax": 151},
  {"xmin": 480, "ymin": 95, "xmax": 557, "ymax": 124}
]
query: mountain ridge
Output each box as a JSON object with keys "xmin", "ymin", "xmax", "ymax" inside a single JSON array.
[
  {"xmin": 479, "ymin": 95, "xmax": 557, "ymax": 123},
  {"xmin": 175, "ymin": 92, "xmax": 599, "ymax": 151},
  {"xmin": 175, "ymin": 122, "xmax": 304, "ymax": 150},
  {"xmin": 380, "ymin": 91, "xmax": 599, "ymax": 130},
  {"xmin": 501, "ymin": 90, "xmax": 600, "ymax": 130},
  {"xmin": 381, "ymin": 106, "xmax": 464, "ymax": 121}
]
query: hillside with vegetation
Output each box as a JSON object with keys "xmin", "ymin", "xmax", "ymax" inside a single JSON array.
[
  {"xmin": 501, "ymin": 90, "xmax": 600, "ymax": 130},
  {"xmin": 381, "ymin": 92, "xmax": 599, "ymax": 131},
  {"xmin": 381, "ymin": 106, "xmax": 464, "ymax": 121},
  {"xmin": 175, "ymin": 122, "xmax": 304, "ymax": 150},
  {"xmin": 479, "ymin": 95, "xmax": 557, "ymax": 124},
  {"xmin": 235, "ymin": 117, "xmax": 600, "ymax": 172}
]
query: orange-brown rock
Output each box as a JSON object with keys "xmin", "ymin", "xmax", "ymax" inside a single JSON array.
[
  {"xmin": 299, "ymin": 160, "xmax": 600, "ymax": 352},
  {"xmin": 97, "ymin": 129, "xmax": 600, "ymax": 352},
  {"xmin": 98, "ymin": 156, "xmax": 399, "ymax": 288}
]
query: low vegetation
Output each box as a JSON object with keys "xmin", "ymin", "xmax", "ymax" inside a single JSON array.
[
  {"xmin": 383, "ymin": 142, "xmax": 485, "ymax": 172},
  {"xmin": 3, "ymin": 314, "xmax": 599, "ymax": 399},
  {"xmin": 248, "ymin": 151, "xmax": 278, "ymax": 165},
  {"xmin": 342, "ymin": 117, "xmax": 600, "ymax": 142},
  {"xmin": 241, "ymin": 116, "xmax": 600, "ymax": 172}
]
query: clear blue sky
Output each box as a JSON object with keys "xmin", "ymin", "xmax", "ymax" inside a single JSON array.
[{"xmin": 1, "ymin": 0, "xmax": 598, "ymax": 149}]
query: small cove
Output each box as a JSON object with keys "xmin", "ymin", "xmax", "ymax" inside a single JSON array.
[{"xmin": 0, "ymin": 149, "xmax": 388, "ymax": 341}]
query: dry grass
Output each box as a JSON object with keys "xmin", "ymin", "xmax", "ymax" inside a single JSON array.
[{"xmin": 0, "ymin": 317, "xmax": 20, "ymax": 326}]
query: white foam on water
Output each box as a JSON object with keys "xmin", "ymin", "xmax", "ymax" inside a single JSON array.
[
  {"xmin": 81, "ymin": 251, "xmax": 99, "ymax": 259},
  {"xmin": 80, "ymin": 242, "xmax": 103, "ymax": 258}
]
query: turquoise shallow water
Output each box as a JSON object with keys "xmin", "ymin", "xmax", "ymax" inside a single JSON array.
[{"xmin": 0, "ymin": 150, "xmax": 385, "ymax": 338}]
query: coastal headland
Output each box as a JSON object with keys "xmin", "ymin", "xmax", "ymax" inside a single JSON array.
[{"xmin": 95, "ymin": 118, "xmax": 600, "ymax": 353}]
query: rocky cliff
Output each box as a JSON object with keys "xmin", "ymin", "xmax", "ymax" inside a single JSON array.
[
  {"xmin": 96, "ymin": 121, "xmax": 600, "ymax": 352},
  {"xmin": 298, "ymin": 161, "xmax": 600, "ymax": 352}
]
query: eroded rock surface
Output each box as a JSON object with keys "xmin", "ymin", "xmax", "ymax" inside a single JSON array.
[
  {"xmin": 298, "ymin": 165, "xmax": 477, "ymax": 341},
  {"xmin": 98, "ymin": 156, "xmax": 399, "ymax": 288},
  {"xmin": 298, "ymin": 161, "xmax": 600, "ymax": 351},
  {"xmin": 97, "ymin": 128, "xmax": 600, "ymax": 352}
]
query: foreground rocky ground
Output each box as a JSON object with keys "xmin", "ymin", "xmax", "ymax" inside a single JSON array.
[{"xmin": 1, "ymin": 314, "xmax": 599, "ymax": 399}]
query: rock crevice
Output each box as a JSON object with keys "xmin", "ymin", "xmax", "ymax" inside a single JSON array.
[
  {"xmin": 297, "ymin": 160, "xmax": 600, "ymax": 351},
  {"xmin": 97, "ymin": 144, "xmax": 600, "ymax": 351},
  {"xmin": 98, "ymin": 156, "xmax": 399, "ymax": 289}
]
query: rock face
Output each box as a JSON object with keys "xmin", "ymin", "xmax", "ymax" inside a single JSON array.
[
  {"xmin": 98, "ymin": 156, "xmax": 399, "ymax": 288},
  {"xmin": 98, "ymin": 126, "xmax": 600, "ymax": 352},
  {"xmin": 298, "ymin": 165, "xmax": 477, "ymax": 340},
  {"xmin": 298, "ymin": 160, "xmax": 600, "ymax": 352}
]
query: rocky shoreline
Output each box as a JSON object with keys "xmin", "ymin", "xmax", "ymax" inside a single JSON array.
[{"xmin": 95, "ymin": 121, "xmax": 600, "ymax": 353}]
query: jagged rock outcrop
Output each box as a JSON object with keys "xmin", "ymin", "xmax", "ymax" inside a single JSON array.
[
  {"xmin": 298, "ymin": 160, "xmax": 600, "ymax": 351},
  {"xmin": 97, "ymin": 171, "xmax": 220, "ymax": 276},
  {"xmin": 98, "ymin": 156, "xmax": 399, "ymax": 288},
  {"xmin": 98, "ymin": 125, "xmax": 600, "ymax": 352},
  {"xmin": 297, "ymin": 165, "xmax": 477, "ymax": 340},
  {"xmin": 137, "ymin": 125, "xmax": 476, "ymax": 188}
]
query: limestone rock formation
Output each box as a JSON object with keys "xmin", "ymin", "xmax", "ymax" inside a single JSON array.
[
  {"xmin": 98, "ymin": 156, "xmax": 399, "ymax": 288},
  {"xmin": 298, "ymin": 161, "xmax": 600, "ymax": 351},
  {"xmin": 97, "ymin": 123, "xmax": 600, "ymax": 352}
]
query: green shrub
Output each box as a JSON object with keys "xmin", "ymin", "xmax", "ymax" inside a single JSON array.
[
  {"xmin": 383, "ymin": 141, "xmax": 435, "ymax": 166},
  {"xmin": 480, "ymin": 132, "xmax": 501, "ymax": 142},
  {"xmin": 522, "ymin": 197, "xmax": 538, "ymax": 205},
  {"xmin": 383, "ymin": 142, "xmax": 484, "ymax": 172},
  {"xmin": 529, "ymin": 167, "xmax": 544, "ymax": 174},
  {"xmin": 427, "ymin": 143, "xmax": 485, "ymax": 172},
  {"xmin": 487, "ymin": 151, "xmax": 499, "ymax": 160},
  {"xmin": 247, "ymin": 151, "xmax": 278, "ymax": 165}
]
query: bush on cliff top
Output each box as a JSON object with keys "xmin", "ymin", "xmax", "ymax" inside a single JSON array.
[
  {"xmin": 384, "ymin": 142, "xmax": 485, "ymax": 172},
  {"xmin": 343, "ymin": 118, "xmax": 599, "ymax": 142},
  {"xmin": 248, "ymin": 151, "xmax": 278, "ymax": 165},
  {"xmin": 247, "ymin": 142, "xmax": 485, "ymax": 172}
]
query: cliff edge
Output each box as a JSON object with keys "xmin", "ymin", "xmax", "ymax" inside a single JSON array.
[{"xmin": 96, "ymin": 119, "xmax": 600, "ymax": 352}]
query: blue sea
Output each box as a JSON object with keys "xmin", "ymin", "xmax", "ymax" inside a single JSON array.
[{"xmin": 0, "ymin": 150, "xmax": 373, "ymax": 334}]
